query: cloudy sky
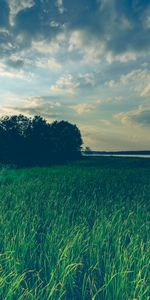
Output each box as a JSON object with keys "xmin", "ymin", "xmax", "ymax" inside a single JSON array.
[{"xmin": 0, "ymin": 0, "xmax": 150, "ymax": 150}]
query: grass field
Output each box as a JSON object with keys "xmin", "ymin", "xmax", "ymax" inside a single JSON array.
[{"xmin": 0, "ymin": 157, "xmax": 150, "ymax": 300}]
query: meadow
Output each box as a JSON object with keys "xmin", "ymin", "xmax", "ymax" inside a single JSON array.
[{"xmin": 0, "ymin": 157, "xmax": 150, "ymax": 300}]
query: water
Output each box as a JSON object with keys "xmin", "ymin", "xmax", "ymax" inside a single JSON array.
[{"xmin": 83, "ymin": 154, "xmax": 150, "ymax": 158}]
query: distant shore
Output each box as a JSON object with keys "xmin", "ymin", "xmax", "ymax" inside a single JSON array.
[{"xmin": 82, "ymin": 150, "xmax": 150, "ymax": 158}]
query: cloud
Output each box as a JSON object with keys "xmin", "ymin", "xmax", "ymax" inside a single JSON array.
[
  {"xmin": 0, "ymin": 1, "xmax": 66, "ymax": 60},
  {"xmin": 56, "ymin": 0, "xmax": 65, "ymax": 14},
  {"xmin": 50, "ymin": 74, "xmax": 79, "ymax": 95},
  {"xmin": 68, "ymin": 30, "xmax": 83, "ymax": 52},
  {"xmin": 103, "ymin": 1, "xmax": 150, "ymax": 55},
  {"xmin": 115, "ymin": 104, "xmax": 150, "ymax": 127},
  {"xmin": 106, "ymin": 51, "xmax": 138, "ymax": 64},
  {"xmin": 0, "ymin": 0, "xmax": 150, "ymax": 65},
  {"xmin": 0, "ymin": 106, "xmax": 18, "ymax": 117},
  {"xmin": 8, "ymin": 0, "xmax": 35, "ymax": 26},
  {"xmin": 78, "ymin": 73, "xmax": 95, "ymax": 87},
  {"xmin": 31, "ymin": 35, "xmax": 65, "ymax": 55},
  {"xmin": 120, "ymin": 69, "xmax": 150, "ymax": 85},
  {"xmin": 70, "ymin": 99, "xmax": 100, "ymax": 114},
  {"xmin": 7, "ymin": 1, "xmax": 63, "ymax": 54},
  {"xmin": 0, "ymin": 32, "xmax": 14, "ymax": 57},
  {"xmin": 68, "ymin": 30, "xmax": 105, "ymax": 64},
  {"xmin": 106, "ymin": 68, "xmax": 150, "ymax": 97},
  {"xmin": 64, "ymin": 0, "xmax": 150, "ymax": 57},
  {"xmin": 49, "ymin": 21, "xmax": 60, "ymax": 28},
  {"xmin": 0, "ymin": 61, "xmax": 33, "ymax": 80},
  {"xmin": 71, "ymin": 103, "xmax": 96, "ymax": 114},
  {"xmin": 140, "ymin": 83, "xmax": 150, "ymax": 97},
  {"xmin": 35, "ymin": 58, "xmax": 61, "ymax": 70},
  {"xmin": 1, "ymin": 96, "xmax": 62, "ymax": 119}
]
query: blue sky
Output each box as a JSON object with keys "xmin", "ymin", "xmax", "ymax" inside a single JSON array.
[{"xmin": 0, "ymin": 0, "xmax": 150, "ymax": 150}]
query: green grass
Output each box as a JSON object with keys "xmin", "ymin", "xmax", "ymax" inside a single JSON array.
[{"xmin": 0, "ymin": 157, "xmax": 150, "ymax": 299}]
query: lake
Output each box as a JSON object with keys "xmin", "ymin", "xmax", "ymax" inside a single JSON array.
[{"xmin": 83, "ymin": 154, "xmax": 150, "ymax": 158}]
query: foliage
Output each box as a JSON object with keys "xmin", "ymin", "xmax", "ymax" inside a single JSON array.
[
  {"xmin": 0, "ymin": 157, "xmax": 150, "ymax": 299},
  {"xmin": 0, "ymin": 115, "xmax": 83, "ymax": 166}
]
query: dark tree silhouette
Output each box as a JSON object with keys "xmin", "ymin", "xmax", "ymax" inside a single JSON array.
[{"xmin": 0, "ymin": 115, "xmax": 83, "ymax": 166}]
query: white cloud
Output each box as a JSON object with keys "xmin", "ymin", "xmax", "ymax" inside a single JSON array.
[
  {"xmin": 0, "ymin": 28, "xmax": 9, "ymax": 34},
  {"xmin": 32, "ymin": 39, "xmax": 60, "ymax": 55},
  {"xmin": 106, "ymin": 68, "xmax": 150, "ymax": 97},
  {"xmin": 68, "ymin": 30, "xmax": 104, "ymax": 64},
  {"xmin": 7, "ymin": 41, "xmax": 62, "ymax": 71},
  {"xmin": 9, "ymin": 0, "xmax": 35, "ymax": 26},
  {"xmin": 21, "ymin": 96, "xmax": 61, "ymax": 110},
  {"xmin": 22, "ymin": 96, "xmax": 43, "ymax": 107},
  {"xmin": 0, "ymin": 96, "xmax": 62, "ymax": 119},
  {"xmin": 120, "ymin": 69, "xmax": 149, "ymax": 85},
  {"xmin": 140, "ymin": 83, "xmax": 150, "ymax": 97},
  {"xmin": 67, "ymin": 30, "xmax": 140, "ymax": 66},
  {"xmin": 115, "ymin": 104, "xmax": 150, "ymax": 127},
  {"xmin": 50, "ymin": 74, "xmax": 79, "ymax": 95},
  {"xmin": 35, "ymin": 58, "xmax": 62, "ymax": 70},
  {"xmin": 56, "ymin": 0, "xmax": 65, "ymax": 14},
  {"xmin": 0, "ymin": 106, "xmax": 19, "ymax": 117},
  {"xmin": 115, "ymin": 111, "xmax": 132, "ymax": 126},
  {"xmin": 82, "ymin": 42, "xmax": 105, "ymax": 64},
  {"xmin": 0, "ymin": 62, "xmax": 33, "ymax": 80},
  {"xmin": 49, "ymin": 21, "xmax": 60, "ymax": 28},
  {"xmin": 68, "ymin": 31, "xmax": 84, "ymax": 52},
  {"xmin": 106, "ymin": 80, "xmax": 115, "ymax": 88},
  {"xmin": 106, "ymin": 51, "xmax": 137, "ymax": 64},
  {"xmin": 70, "ymin": 103, "xmax": 96, "ymax": 114},
  {"xmin": 31, "ymin": 33, "xmax": 67, "ymax": 57},
  {"xmin": 79, "ymin": 73, "xmax": 95, "ymax": 86}
]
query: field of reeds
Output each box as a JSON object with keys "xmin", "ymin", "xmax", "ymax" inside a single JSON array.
[{"xmin": 0, "ymin": 157, "xmax": 150, "ymax": 299}]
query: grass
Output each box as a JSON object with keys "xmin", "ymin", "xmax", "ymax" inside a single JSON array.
[{"xmin": 0, "ymin": 157, "xmax": 150, "ymax": 299}]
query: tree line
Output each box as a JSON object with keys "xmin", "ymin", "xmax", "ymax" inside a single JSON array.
[{"xmin": 0, "ymin": 115, "xmax": 83, "ymax": 166}]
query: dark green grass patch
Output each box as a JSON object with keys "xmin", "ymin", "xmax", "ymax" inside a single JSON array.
[{"xmin": 0, "ymin": 157, "xmax": 150, "ymax": 299}]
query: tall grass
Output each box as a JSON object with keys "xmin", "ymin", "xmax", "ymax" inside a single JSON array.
[{"xmin": 0, "ymin": 157, "xmax": 149, "ymax": 299}]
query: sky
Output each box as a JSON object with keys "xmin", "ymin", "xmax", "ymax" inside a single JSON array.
[{"xmin": 0, "ymin": 0, "xmax": 150, "ymax": 150}]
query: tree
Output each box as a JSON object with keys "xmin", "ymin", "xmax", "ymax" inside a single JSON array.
[
  {"xmin": 0, "ymin": 115, "xmax": 83, "ymax": 166},
  {"xmin": 50, "ymin": 121, "xmax": 83, "ymax": 161},
  {"xmin": 0, "ymin": 115, "xmax": 31, "ymax": 165},
  {"xmin": 84, "ymin": 146, "xmax": 92, "ymax": 155}
]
